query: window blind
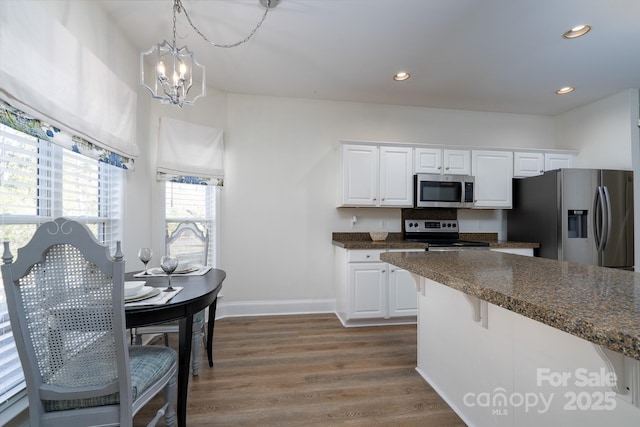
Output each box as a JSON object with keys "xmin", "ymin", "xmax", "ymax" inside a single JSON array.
[
  {"xmin": 165, "ymin": 181, "xmax": 217, "ymax": 267},
  {"xmin": 0, "ymin": 123, "xmax": 123, "ymax": 409}
]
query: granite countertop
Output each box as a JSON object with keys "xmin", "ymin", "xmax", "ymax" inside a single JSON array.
[
  {"xmin": 332, "ymin": 232, "xmax": 539, "ymax": 250},
  {"xmin": 380, "ymin": 250, "xmax": 640, "ymax": 360}
]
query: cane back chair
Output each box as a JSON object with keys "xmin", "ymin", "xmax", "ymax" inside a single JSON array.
[
  {"xmin": 133, "ymin": 221, "xmax": 210, "ymax": 375},
  {"xmin": 1, "ymin": 218, "xmax": 177, "ymax": 426}
]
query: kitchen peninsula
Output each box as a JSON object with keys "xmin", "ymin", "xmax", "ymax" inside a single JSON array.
[{"xmin": 381, "ymin": 250, "xmax": 640, "ymax": 426}]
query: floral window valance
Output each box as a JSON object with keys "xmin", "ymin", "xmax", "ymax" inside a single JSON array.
[
  {"xmin": 0, "ymin": 101, "xmax": 134, "ymax": 170},
  {"xmin": 156, "ymin": 172, "xmax": 223, "ymax": 186}
]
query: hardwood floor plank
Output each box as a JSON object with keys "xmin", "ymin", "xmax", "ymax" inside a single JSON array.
[{"xmin": 133, "ymin": 314, "xmax": 465, "ymax": 426}]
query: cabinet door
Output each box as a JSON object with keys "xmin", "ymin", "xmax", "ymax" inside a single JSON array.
[
  {"xmin": 388, "ymin": 267, "xmax": 418, "ymax": 317},
  {"xmin": 443, "ymin": 149, "xmax": 471, "ymax": 175},
  {"xmin": 348, "ymin": 263, "xmax": 386, "ymax": 319},
  {"xmin": 379, "ymin": 146, "xmax": 413, "ymax": 207},
  {"xmin": 414, "ymin": 147, "xmax": 442, "ymax": 174},
  {"xmin": 544, "ymin": 152, "xmax": 574, "ymax": 171},
  {"xmin": 472, "ymin": 150, "xmax": 514, "ymax": 208},
  {"xmin": 341, "ymin": 144, "xmax": 378, "ymax": 206},
  {"xmin": 514, "ymin": 152, "xmax": 544, "ymax": 177}
]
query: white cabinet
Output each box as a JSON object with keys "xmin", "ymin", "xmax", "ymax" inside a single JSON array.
[
  {"xmin": 414, "ymin": 147, "xmax": 471, "ymax": 175},
  {"xmin": 341, "ymin": 144, "xmax": 378, "ymax": 206},
  {"xmin": 379, "ymin": 146, "xmax": 414, "ymax": 206},
  {"xmin": 544, "ymin": 152, "xmax": 575, "ymax": 171},
  {"xmin": 388, "ymin": 266, "xmax": 419, "ymax": 317},
  {"xmin": 472, "ymin": 150, "xmax": 514, "ymax": 208},
  {"xmin": 335, "ymin": 247, "xmax": 422, "ymax": 326},
  {"xmin": 349, "ymin": 262, "xmax": 386, "ymax": 319},
  {"xmin": 340, "ymin": 144, "xmax": 413, "ymax": 207},
  {"xmin": 514, "ymin": 151, "xmax": 544, "ymax": 177},
  {"xmin": 514, "ymin": 151, "xmax": 576, "ymax": 177}
]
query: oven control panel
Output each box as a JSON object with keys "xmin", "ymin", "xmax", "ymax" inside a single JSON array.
[{"xmin": 404, "ymin": 219, "xmax": 458, "ymax": 233}]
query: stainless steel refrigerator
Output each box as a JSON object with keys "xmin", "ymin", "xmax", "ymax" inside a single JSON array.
[{"xmin": 508, "ymin": 169, "xmax": 634, "ymax": 269}]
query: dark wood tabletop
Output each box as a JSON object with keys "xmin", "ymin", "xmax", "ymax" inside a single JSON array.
[{"xmin": 125, "ymin": 267, "xmax": 225, "ymax": 427}]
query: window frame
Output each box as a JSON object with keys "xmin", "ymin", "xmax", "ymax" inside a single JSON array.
[{"xmin": 0, "ymin": 123, "xmax": 124, "ymax": 414}]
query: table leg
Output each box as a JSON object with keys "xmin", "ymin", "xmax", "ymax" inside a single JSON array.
[
  {"xmin": 177, "ymin": 315, "xmax": 194, "ymax": 427},
  {"xmin": 207, "ymin": 297, "xmax": 218, "ymax": 367}
]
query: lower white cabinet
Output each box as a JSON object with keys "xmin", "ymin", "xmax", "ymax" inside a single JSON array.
[{"xmin": 335, "ymin": 247, "xmax": 422, "ymax": 326}]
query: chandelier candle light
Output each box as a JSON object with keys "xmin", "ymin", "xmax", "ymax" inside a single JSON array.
[{"xmin": 141, "ymin": 0, "xmax": 276, "ymax": 107}]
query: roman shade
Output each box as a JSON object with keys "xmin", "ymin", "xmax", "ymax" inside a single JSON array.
[
  {"xmin": 156, "ymin": 116, "xmax": 224, "ymax": 184},
  {"xmin": 0, "ymin": 2, "xmax": 138, "ymax": 159}
]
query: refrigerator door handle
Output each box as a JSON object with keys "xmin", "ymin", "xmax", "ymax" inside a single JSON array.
[
  {"xmin": 593, "ymin": 186, "xmax": 605, "ymax": 251},
  {"xmin": 601, "ymin": 186, "xmax": 612, "ymax": 251}
]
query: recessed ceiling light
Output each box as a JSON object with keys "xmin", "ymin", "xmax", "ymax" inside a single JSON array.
[
  {"xmin": 562, "ymin": 25, "xmax": 592, "ymax": 39},
  {"xmin": 393, "ymin": 72, "xmax": 410, "ymax": 81},
  {"xmin": 556, "ymin": 86, "xmax": 575, "ymax": 95}
]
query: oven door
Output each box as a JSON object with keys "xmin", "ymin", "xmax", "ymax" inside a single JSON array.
[{"xmin": 414, "ymin": 174, "xmax": 475, "ymax": 208}]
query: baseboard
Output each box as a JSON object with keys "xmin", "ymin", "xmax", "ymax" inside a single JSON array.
[
  {"xmin": 215, "ymin": 298, "xmax": 336, "ymax": 319},
  {"xmin": 415, "ymin": 366, "xmax": 477, "ymax": 427}
]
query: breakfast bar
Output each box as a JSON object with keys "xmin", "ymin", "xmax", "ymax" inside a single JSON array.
[{"xmin": 381, "ymin": 250, "xmax": 640, "ymax": 426}]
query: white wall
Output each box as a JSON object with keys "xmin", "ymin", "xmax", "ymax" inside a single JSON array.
[
  {"xmin": 221, "ymin": 94, "xmax": 555, "ymax": 307},
  {"xmin": 555, "ymin": 89, "xmax": 638, "ymax": 169}
]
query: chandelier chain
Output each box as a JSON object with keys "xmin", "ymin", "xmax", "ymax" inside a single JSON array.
[{"xmin": 175, "ymin": 0, "xmax": 271, "ymax": 49}]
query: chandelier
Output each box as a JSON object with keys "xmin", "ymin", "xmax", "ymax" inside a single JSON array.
[{"xmin": 140, "ymin": 0, "xmax": 277, "ymax": 107}]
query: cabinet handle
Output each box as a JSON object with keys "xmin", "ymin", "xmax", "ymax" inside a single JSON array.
[
  {"xmin": 382, "ymin": 270, "xmax": 386, "ymax": 273},
  {"xmin": 539, "ymin": 170, "xmax": 544, "ymax": 173},
  {"xmin": 437, "ymin": 166, "xmax": 442, "ymax": 170},
  {"xmin": 446, "ymin": 166, "xmax": 450, "ymax": 170},
  {"xmin": 366, "ymin": 255, "xmax": 370, "ymax": 258}
]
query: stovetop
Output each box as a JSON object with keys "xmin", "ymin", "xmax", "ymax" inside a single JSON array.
[{"xmin": 404, "ymin": 219, "xmax": 490, "ymax": 248}]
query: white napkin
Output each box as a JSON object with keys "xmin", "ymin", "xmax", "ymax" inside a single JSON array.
[
  {"xmin": 133, "ymin": 266, "xmax": 211, "ymax": 278},
  {"xmin": 125, "ymin": 287, "xmax": 183, "ymax": 307}
]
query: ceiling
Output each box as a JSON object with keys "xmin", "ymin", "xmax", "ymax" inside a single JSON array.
[{"xmin": 100, "ymin": 0, "xmax": 640, "ymax": 116}]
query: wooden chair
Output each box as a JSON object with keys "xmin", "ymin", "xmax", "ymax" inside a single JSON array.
[
  {"xmin": 1, "ymin": 218, "xmax": 177, "ymax": 427},
  {"xmin": 133, "ymin": 221, "xmax": 210, "ymax": 375}
]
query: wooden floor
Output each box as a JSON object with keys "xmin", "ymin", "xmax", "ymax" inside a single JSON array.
[{"xmin": 133, "ymin": 313, "xmax": 465, "ymax": 426}]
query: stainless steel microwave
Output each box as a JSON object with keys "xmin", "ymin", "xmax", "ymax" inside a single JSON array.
[{"xmin": 414, "ymin": 174, "xmax": 475, "ymax": 208}]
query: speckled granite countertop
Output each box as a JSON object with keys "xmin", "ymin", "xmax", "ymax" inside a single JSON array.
[
  {"xmin": 332, "ymin": 232, "xmax": 539, "ymax": 250},
  {"xmin": 380, "ymin": 250, "xmax": 640, "ymax": 360}
]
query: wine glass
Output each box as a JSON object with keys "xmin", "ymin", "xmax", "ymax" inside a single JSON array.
[
  {"xmin": 160, "ymin": 255, "xmax": 178, "ymax": 292},
  {"xmin": 138, "ymin": 248, "xmax": 152, "ymax": 275}
]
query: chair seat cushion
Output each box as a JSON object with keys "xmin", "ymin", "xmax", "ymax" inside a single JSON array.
[{"xmin": 44, "ymin": 345, "xmax": 176, "ymax": 412}]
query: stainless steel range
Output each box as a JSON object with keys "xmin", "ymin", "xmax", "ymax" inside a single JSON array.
[{"xmin": 404, "ymin": 219, "xmax": 489, "ymax": 251}]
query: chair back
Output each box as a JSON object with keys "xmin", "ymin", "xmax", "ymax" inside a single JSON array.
[
  {"xmin": 166, "ymin": 221, "xmax": 209, "ymax": 267},
  {"xmin": 1, "ymin": 218, "xmax": 133, "ymax": 425}
]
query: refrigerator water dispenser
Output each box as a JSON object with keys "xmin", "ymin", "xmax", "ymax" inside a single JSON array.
[{"xmin": 568, "ymin": 210, "xmax": 588, "ymax": 238}]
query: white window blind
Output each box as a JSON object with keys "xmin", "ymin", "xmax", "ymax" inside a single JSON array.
[
  {"xmin": 165, "ymin": 182, "xmax": 217, "ymax": 267},
  {"xmin": 0, "ymin": 123, "xmax": 123, "ymax": 410}
]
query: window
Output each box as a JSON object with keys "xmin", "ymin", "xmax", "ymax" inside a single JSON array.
[
  {"xmin": 165, "ymin": 181, "xmax": 218, "ymax": 267},
  {"xmin": 0, "ymin": 123, "xmax": 123, "ymax": 410}
]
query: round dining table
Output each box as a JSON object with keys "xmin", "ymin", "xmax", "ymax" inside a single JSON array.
[{"xmin": 125, "ymin": 267, "xmax": 225, "ymax": 427}]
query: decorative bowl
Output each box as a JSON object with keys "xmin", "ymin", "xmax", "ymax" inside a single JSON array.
[
  {"xmin": 369, "ymin": 232, "xmax": 389, "ymax": 242},
  {"xmin": 124, "ymin": 281, "xmax": 145, "ymax": 297}
]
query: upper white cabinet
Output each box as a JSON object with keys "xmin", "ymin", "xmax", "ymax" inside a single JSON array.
[
  {"xmin": 340, "ymin": 143, "xmax": 413, "ymax": 207},
  {"xmin": 339, "ymin": 141, "xmax": 577, "ymax": 209},
  {"xmin": 414, "ymin": 147, "xmax": 471, "ymax": 175},
  {"xmin": 472, "ymin": 150, "xmax": 514, "ymax": 208},
  {"xmin": 544, "ymin": 152, "xmax": 575, "ymax": 171},
  {"xmin": 514, "ymin": 151, "xmax": 576, "ymax": 177},
  {"xmin": 379, "ymin": 146, "xmax": 414, "ymax": 206},
  {"xmin": 341, "ymin": 144, "xmax": 378, "ymax": 206}
]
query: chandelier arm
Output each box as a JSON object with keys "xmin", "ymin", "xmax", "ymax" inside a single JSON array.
[{"xmin": 176, "ymin": 0, "xmax": 271, "ymax": 49}]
